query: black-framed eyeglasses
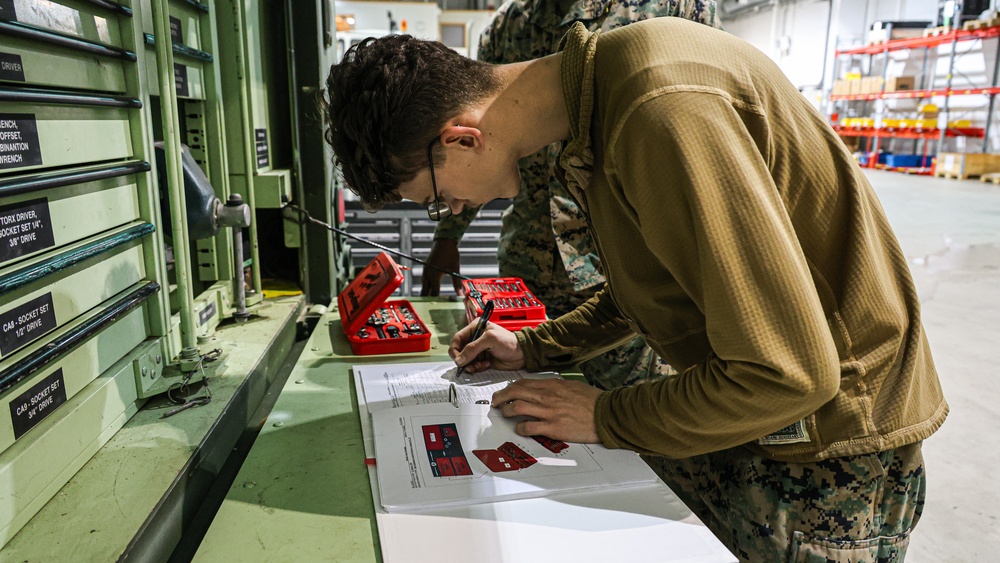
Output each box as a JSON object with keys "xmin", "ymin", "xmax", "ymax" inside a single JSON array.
[{"xmin": 426, "ymin": 135, "xmax": 452, "ymax": 221}]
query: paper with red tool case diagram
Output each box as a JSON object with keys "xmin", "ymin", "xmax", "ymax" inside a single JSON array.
[
  {"xmin": 337, "ymin": 252, "xmax": 431, "ymax": 355},
  {"xmin": 355, "ymin": 361, "xmax": 658, "ymax": 512}
]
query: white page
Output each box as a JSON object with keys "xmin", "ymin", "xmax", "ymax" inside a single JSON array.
[
  {"xmin": 376, "ymin": 486, "xmax": 737, "ymax": 563},
  {"xmin": 352, "ymin": 370, "xmax": 736, "ymax": 562},
  {"xmin": 355, "ymin": 361, "xmax": 558, "ymax": 413},
  {"xmin": 371, "ymin": 403, "xmax": 657, "ymax": 512}
]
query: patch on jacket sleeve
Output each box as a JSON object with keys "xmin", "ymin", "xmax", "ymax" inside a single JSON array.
[{"xmin": 758, "ymin": 420, "xmax": 811, "ymax": 445}]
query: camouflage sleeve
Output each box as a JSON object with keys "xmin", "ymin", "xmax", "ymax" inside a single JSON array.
[
  {"xmin": 432, "ymin": 206, "xmax": 478, "ymax": 240},
  {"xmin": 477, "ymin": 2, "xmax": 515, "ymax": 64},
  {"xmin": 681, "ymin": 0, "xmax": 722, "ymax": 29}
]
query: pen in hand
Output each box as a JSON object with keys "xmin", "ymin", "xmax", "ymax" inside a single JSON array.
[{"xmin": 455, "ymin": 300, "xmax": 495, "ymax": 382}]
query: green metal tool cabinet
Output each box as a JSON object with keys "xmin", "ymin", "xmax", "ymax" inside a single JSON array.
[
  {"xmin": 0, "ymin": 0, "xmax": 351, "ymax": 557},
  {"xmin": 0, "ymin": 0, "xmax": 168, "ymax": 546},
  {"xmin": 0, "ymin": 0, "xmax": 315, "ymax": 552}
]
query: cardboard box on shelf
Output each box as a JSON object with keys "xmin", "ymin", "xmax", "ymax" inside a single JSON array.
[
  {"xmin": 886, "ymin": 76, "xmax": 916, "ymax": 92},
  {"xmin": 849, "ymin": 79, "xmax": 863, "ymax": 95},
  {"xmin": 935, "ymin": 152, "xmax": 1000, "ymax": 179},
  {"xmin": 861, "ymin": 76, "xmax": 885, "ymax": 94},
  {"xmin": 832, "ymin": 80, "xmax": 849, "ymax": 96},
  {"xmin": 867, "ymin": 27, "xmax": 928, "ymax": 44}
]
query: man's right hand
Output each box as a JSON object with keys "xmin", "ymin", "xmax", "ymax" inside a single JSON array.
[
  {"xmin": 449, "ymin": 319, "xmax": 526, "ymax": 373},
  {"xmin": 420, "ymin": 238, "xmax": 464, "ymax": 296}
]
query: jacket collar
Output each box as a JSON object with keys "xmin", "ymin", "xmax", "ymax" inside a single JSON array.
[{"xmin": 558, "ymin": 22, "xmax": 600, "ymax": 202}]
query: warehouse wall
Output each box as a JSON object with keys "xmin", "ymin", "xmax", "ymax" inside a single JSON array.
[
  {"xmin": 724, "ymin": 0, "xmax": 1000, "ymax": 152},
  {"xmin": 723, "ymin": 0, "xmax": 942, "ymax": 90}
]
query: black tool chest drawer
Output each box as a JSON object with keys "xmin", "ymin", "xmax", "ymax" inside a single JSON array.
[
  {"xmin": 0, "ymin": 163, "xmax": 146, "ymax": 267},
  {"xmin": 0, "ymin": 0, "xmax": 134, "ymax": 92},
  {"xmin": 0, "ymin": 222, "xmax": 152, "ymax": 360},
  {"xmin": 0, "ymin": 102, "xmax": 135, "ymax": 174}
]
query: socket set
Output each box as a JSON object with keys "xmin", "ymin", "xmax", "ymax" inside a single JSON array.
[
  {"xmin": 337, "ymin": 252, "xmax": 431, "ymax": 355},
  {"xmin": 461, "ymin": 277, "xmax": 547, "ymax": 331}
]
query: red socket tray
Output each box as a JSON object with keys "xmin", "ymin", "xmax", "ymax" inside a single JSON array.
[
  {"xmin": 337, "ymin": 252, "xmax": 431, "ymax": 355},
  {"xmin": 461, "ymin": 277, "xmax": 547, "ymax": 331}
]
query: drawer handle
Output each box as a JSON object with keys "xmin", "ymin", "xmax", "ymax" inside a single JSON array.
[
  {"xmin": 0, "ymin": 223, "xmax": 156, "ymax": 296},
  {"xmin": 0, "ymin": 281, "xmax": 160, "ymax": 395},
  {"xmin": 0, "ymin": 21, "xmax": 137, "ymax": 62},
  {"xmin": 0, "ymin": 161, "xmax": 150, "ymax": 198},
  {"xmin": 0, "ymin": 86, "xmax": 142, "ymax": 108},
  {"xmin": 180, "ymin": 0, "xmax": 211, "ymax": 14},
  {"xmin": 79, "ymin": 0, "xmax": 134, "ymax": 17},
  {"xmin": 143, "ymin": 33, "xmax": 214, "ymax": 62}
]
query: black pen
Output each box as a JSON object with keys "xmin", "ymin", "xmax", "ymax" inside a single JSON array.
[{"xmin": 456, "ymin": 300, "xmax": 495, "ymax": 381}]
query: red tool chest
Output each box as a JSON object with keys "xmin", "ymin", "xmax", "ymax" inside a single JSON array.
[
  {"xmin": 337, "ymin": 252, "xmax": 431, "ymax": 355},
  {"xmin": 461, "ymin": 277, "xmax": 547, "ymax": 331}
]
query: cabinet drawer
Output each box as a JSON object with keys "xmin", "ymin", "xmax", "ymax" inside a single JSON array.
[
  {"xmin": 0, "ymin": 36, "xmax": 128, "ymax": 92},
  {"xmin": 0, "ymin": 103, "xmax": 133, "ymax": 174},
  {"xmin": 138, "ymin": 0, "xmax": 206, "ymax": 49},
  {"xmin": 169, "ymin": 1, "xmax": 203, "ymax": 52},
  {"xmin": 0, "ymin": 307, "xmax": 146, "ymax": 545},
  {"xmin": 0, "ymin": 233, "xmax": 147, "ymax": 360},
  {"xmin": 1, "ymin": 0, "xmax": 127, "ymax": 48},
  {"xmin": 145, "ymin": 56, "xmax": 205, "ymax": 100},
  {"xmin": 0, "ymin": 165, "xmax": 144, "ymax": 267},
  {"xmin": 0, "ymin": 302, "xmax": 147, "ymax": 454}
]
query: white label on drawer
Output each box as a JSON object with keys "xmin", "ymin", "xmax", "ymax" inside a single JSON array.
[
  {"xmin": 0, "ymin": 197, "xmax": 55, "ymax": 264},
  {"xmin": 0, "ymin": 292, "xmax": 57, "ymax": 357},
  {"xmin": 0, "ymin": 52, "xmax": 24, "ymax": 82},
  {"xmin": 9, "ymin": 368, "xmax": 67, "ymax": 440},
  {"xmin": 0, "ymin": 113, "xmax": 42, "ymax": 169}
]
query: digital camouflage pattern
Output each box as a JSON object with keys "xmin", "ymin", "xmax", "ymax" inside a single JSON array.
[
  {"xmin": 642, "ymin": 442, "xmax": 926, "ymax": 561},
  {"xmin": 434, "ymin": 0, "xmax": 720, "ymax": 389}
]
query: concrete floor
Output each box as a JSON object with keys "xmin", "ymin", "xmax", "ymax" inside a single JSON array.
[{"xmin": 863, "ymin": 169, "xmax": 1000, "ymax": 561}]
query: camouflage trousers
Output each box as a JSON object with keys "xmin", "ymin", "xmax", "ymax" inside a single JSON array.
[
  {"xmin": 512, "ymin": 273, "xmax": 675, "ymax": 390},
  {"xmin": 642, "ymin": 442, "xmax": 926, "ymax": 562}
]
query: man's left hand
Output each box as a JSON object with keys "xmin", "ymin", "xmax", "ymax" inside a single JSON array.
[{"xmin": 491, "ymin": 378, "xmax": 602, "ymax": 443}]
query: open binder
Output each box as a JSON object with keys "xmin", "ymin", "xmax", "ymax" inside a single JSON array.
[{"xmin": 355, "ymin": 362, "xmax": 657, "ymax": 512}]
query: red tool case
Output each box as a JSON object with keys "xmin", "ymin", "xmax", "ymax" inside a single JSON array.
[
  {"xmin": 337, "ymin": 252, "xmax": 431, "ymax": 355},
  {"xmin": 461, "ymin": 277, "xmax": 547, "ymax": 331}
]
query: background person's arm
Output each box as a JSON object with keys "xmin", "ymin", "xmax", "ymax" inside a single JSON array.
[{"xmin": 421, "ymin": 208, "xmax": 477, "ymax": 295}]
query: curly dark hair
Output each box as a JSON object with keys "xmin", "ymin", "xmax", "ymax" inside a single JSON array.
[{"xmin": 323, "ymin": 35, "xmax": 501, "ymax": 211}]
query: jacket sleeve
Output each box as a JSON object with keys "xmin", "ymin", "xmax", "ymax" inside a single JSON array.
[
  {"xmin": 594, "ymin": 92, "xmax": 841, "ymax": 458},
  {"xmin": 516, "ymin": 287, "xmax": 637, "ymax": 371}
]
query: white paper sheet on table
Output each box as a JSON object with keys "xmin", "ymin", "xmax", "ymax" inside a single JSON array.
[
  {"xmin": 353, "ymin": 361, "xmax": 737, "ymax": 562},
  {"xmin": 371, "ymin": 402, "xmax": 658, "ymax": 512},
  {"xmin": 355, "ymin": 361, "xmax": 558, "ymax": 413},
  {"xmin": 357, "ymin": 361, "xmax": 657, "ymax": 511}
]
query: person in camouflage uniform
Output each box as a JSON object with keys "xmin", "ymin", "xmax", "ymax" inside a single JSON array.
[
  {"xmin": 422, "ymin": 0, "xmax": 721, "ymax": 391},
  {"xmin": 642, "ymin": 443, "xmax": 926, "ymax": 561}
]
